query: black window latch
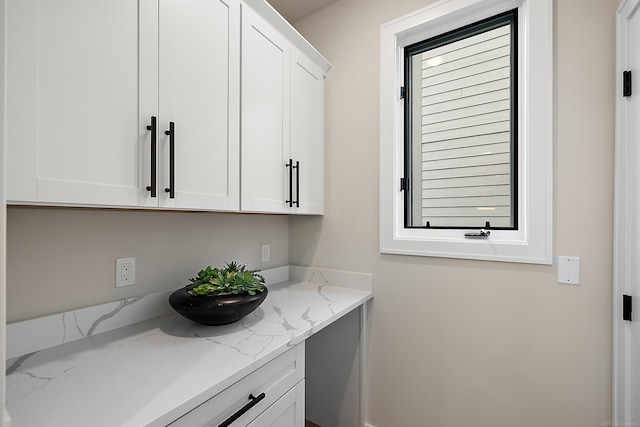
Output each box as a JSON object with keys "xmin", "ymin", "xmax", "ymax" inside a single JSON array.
[
  {"xmin": 624, "ymin": 294, "xmax": 633, "ymax": 321},
  {"xmin": 400, "ymin": 177, "xmax": 409, "ymax": 191},
  {"xmin": 624, "ymin": 70, "xmax": 632, "ymax": 97}
]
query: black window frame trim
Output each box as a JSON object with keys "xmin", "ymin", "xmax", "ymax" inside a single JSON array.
[{"xmin": 402, "ymin": 8, "xmax": 519, "ymax": 231}]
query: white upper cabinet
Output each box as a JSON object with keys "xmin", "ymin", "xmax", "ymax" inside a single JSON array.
[
  {"xmin": 6, "ymin": 0, "xmax": 327, "ymax": 214},
  {"xmin": 7, "ymin": 0, "xmax": 157, "ymax": 206},
  {"xmin": 241, "ymin": 5, "xmax": 290, "ymax": 214},
  {"xmin": 7, "ymin": 0, "xmax": 240, "ymax": 210},
  {"xmin": 240, "ymin": 1, "xmax": 330, "ymax": 215},
  {"xmin": 290, "ymin": 50, "xmax": 325, "ymax": 215},
  {"xmin": 157, "ymin": 0, "xmax": 240, "ymax": 211}
]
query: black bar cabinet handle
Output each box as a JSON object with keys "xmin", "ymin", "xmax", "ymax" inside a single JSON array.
[
  {"xmin": 218, "ymin": 393, "xmax": 266, "ymax": 427},
  {"xmin": 285, "ymin": 159, "xmax": 293, "ymax": 207},
  {"xmin": 145, "ymin": 116, "xmax": 157, "ymax": 197},
  {"xmin": 294, "ymin": 160, "xmax": 300, "ymax": 207},
  {"xmin": 164, "ymin": 122, "xmax": 175, "ymax": 199}
]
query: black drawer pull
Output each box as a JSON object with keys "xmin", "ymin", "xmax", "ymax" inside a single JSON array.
[
  {"xmin": 285, "ymin": 159, "xmax": 294, "ymax": 207},
  {"xmin": 218, "ymin": 393, "xmax": 266, "ymax": 427},
  {"xmin": 293, "ymin": 160, "xmax": 299, "ymax": 208},
  {"xmin": 164, "ymin": 122, "xmax": 175, "ymax": 199},
  {"xmin": 146, "ymin": 116, "xmax": 157, "ymax": 197}
]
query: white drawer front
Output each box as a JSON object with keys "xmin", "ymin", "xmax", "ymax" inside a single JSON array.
[
  {"xmin": 247, "ymin": 380, "xmax": 305, "ymax": 427},
  {"xmin": 169, "ymin": 343, "xmax": 305, "ymax": 427}
]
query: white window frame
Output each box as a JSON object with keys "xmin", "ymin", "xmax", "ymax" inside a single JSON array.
[{"xmin": 380, "ymin": 0, "xmax": 553, "ymax": 264}]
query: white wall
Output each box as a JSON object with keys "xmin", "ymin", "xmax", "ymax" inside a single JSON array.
[
  {"xmin": 3, "ymin": 0, "xmax": 618, "ymax": 424},
  {"xmin": 1, "ymin": 0, "xmax": 7, "ymax": 420},
  {"xmin": 290, "ymin": 0, "xmax": 617, "ymax": 425},
  {"xmin": 6, "ymin": 208, "xmax": 288, "ymax": 322}
]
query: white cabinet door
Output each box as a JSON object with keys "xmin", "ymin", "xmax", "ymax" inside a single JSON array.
[
  {"xmin": 7, "ymin": 0, "xmax": 239, "ymax": 211},
  {"xmin": 290, "ymin": 50, "xmax": 325, "ymax": 215},
  {"xmin": 240, "ymin": 5, "xmax": 326, "ymax": 215},
  {"xmin": 7, "ymin": 0, "xmax": 158, "ymax": 207},
  {"xmin": 241, "ymin": 5, "xmax": 290, "ymax": 214},
  {"xmin": 158, "ymin": 0, "xmax": 239, "ymax": 211},
  {"xmin": 247, "ymin": 380, "xmax": 305, "ymax": 427}
]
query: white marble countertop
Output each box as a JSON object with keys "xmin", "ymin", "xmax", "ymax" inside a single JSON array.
[{"xmin": 5, "ymin": 271, "xmax": 373, "ymax": 427}]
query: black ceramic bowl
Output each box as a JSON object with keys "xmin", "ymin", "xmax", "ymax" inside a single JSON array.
[{"xmin": 169, "ymin": 287, "xmax": 268, "ymax": 326}]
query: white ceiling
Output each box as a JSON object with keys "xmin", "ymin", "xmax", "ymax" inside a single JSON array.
[{"xmin": 266, "ymin": 0, "xmax": 339, "ymax": 22}]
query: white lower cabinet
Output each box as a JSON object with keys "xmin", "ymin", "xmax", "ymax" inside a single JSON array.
[
  {"xmin": 247, "ymin": 381, "xmax": 305, "ymax": 427},
  {"xmin": 169, "ymin": 343, "xmax": 305, "ymax": 427}
]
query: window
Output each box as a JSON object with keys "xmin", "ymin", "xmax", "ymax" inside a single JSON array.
[
  {"xmin": 404, "ymin": 10, "xmax": 517, "ymax": 230},
  {"xmin": 380, "ymin": 0, "xmax": 552, "ymax": 264}
]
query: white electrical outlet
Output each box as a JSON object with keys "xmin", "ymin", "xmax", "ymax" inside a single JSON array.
[
  {"xmin": 116, "ymin": 257, "xmax": 136, "ymax": 287},
  {"xmin": 261, "ymin": 243, "xmax": 271, "ymax": 263}
]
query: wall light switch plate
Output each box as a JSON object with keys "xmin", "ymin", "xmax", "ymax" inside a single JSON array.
[
  {"xmin": 558, "ymin": 256, "xmax": 580, "ymax": 285},
  {"xmin": 261, "ymin": 243, "xmax": 271, "ymax": 263},
  {"xmin": 116, "ymin": 257, "xmax": 136, "ymax": 287}
]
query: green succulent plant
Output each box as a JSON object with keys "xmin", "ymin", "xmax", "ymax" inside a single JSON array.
[{"xmin": 187, "ymin": 261, "xmax": 266, "ymax": 296}]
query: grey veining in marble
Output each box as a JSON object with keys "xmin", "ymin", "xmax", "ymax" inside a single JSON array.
[
  {"xmin": 290, "ymin": 265, "xmax": 374, "ymax": 292},
  {"xmin": 5, "ymin": 266, "xmax": 373, "ymax": 427},
  {"xmin": 6, "ymin": 265, "xmax": 291, "ymax": 360},
  {"xmin": 6, "ymin": 290, "xmax": 174, "ymax": 360}
]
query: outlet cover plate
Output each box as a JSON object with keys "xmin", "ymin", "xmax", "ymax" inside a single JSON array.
[
  {"xmin": 557, "ymin": 256, "xmax": 580, "ymax": 285},
  {"xmin": 261, "ymin": 244, "xmax": 271, "ymax": 263},
  {"xmin": 116, "ymin": 257, "xmax": 136, "ymax": 287}
]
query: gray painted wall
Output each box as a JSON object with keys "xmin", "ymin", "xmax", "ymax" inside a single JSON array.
[
  {"xmin": 3, "ymin": 0, "xmax": 619, "ymax": 425},
  {"xmin": 7, "ymin": 208, "xmax": 288, "ymax": 322},
  {"xmin": 290, "ymin": 0, "xmax": 617, "ymax": 425}
]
